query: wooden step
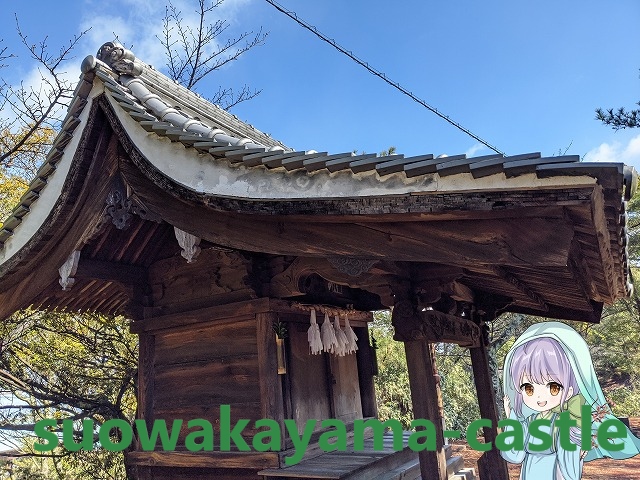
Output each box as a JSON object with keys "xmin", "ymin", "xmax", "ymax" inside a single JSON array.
[
  {"xmin": 368, "ymin": 458, "xmax": 420, "ymax": 480},
  {"xmin": 261, "ymin": 432, "xmax": 422, "ymax": 479},
  {"xmin": 260, "ymin": 435, "xmax": 465, "ymax": 480}
]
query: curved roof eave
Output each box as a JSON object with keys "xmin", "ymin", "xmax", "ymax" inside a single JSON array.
[
  {"xmin": 107, "ymin": 89, "xmax": 605, "ymax": 201},
  {"xmin": 0, "ymin": 78, "xmax": 106, "ymax": 269},
  {"xmin": 0, "ymin": 41, "xmax": 635, "ymax": 316}
]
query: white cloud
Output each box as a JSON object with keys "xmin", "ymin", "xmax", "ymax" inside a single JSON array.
[
  {"xmin": 79, "ymin": 11, "xmax": 166, "ymax": 68},
  {"xmin": 2, "ymin": 0, "xmax": 256, "ymax": 130},
  {"xmin": 465, "ymin": 143, "xmax": 487, "ymax": 158},
  {"xmin": 78, "ymin": 0, "xmax": 256, "ymax": 73},
  {"xmin": 584, "ymin": 134, "xmax": 640, "ymax": 170},
  {"xmin": 2, "ymin": 63, "xmax": 78, "ymax": 130}
]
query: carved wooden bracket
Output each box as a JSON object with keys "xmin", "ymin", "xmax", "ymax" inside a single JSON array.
[
  {"xmin": 105, "ymin": 187, "xmax": 133, "ymax": 230},
  {"xmin": 103, "ymin": 177, "xmax": 163, "ymax": 231},
  {"xmin": 392, "ymin": 299, "xmax": 481, "ymax": 347},
  {"xmin": 174, "ymin": 227, "xmax": 201, "ymax": 263},
  {"xmin": 327, "ymin": 257, "xmax": 378, "ymax": 277},
  {"xmin": 59, "ymin": 250, "xmax": 81, "ymax": 291}
]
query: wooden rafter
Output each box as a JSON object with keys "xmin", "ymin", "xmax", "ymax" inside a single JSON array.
[{"xmin": 491, "ymin": 266, "xmax": 548, "ymax": 312}]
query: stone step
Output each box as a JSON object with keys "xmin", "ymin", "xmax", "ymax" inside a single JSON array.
[
  {"xmin": 446, "ymin": 455, "xmax": 464, "ymax": 477},
  {"xmin": 449, "ymin": 467, "xmax": 477, "ymax": 480},
  {"xmin": 444, "ymin": 443, "xmax": 453, "ymax": 460}
]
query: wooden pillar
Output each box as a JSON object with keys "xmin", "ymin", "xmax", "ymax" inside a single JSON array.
[
  {"xmin": 393, "ymin": 297, "xmax": 447, "ymax": 480},
  {"xmin": 355, "ymin": 326, "xmax": 378, "ymax": 418},
  {"xmin": 404, "ymin": 340, "xmax": 447, "ymax": 480},
  {"xmin": 256, "ymin": 312, "xmax": 286, "ymax": 450},
  {"xmin": 137, "ymin": 332, "xmax": 155, "ymax": 440},
  {"xmin": 131, "ymin": 331, "xmax": 155, "ymax": 480},
  {"xmin": 469, "ymin": 340, "xmax": 510, "ymax": 480}
]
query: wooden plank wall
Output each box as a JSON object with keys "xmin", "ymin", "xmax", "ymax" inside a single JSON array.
[
  {"xmin": 287, "ymin": 322, "xmax": 332, "ymax": 434},
  {"xmin": 148, "ymin": 248, "xmax": 256, "ymax": 315},
  {"xmin": 152, "ymin": 317, "xmax": 262, "ymax": 446},
  {"xmin": 133, "ymin": 300, "xmax": 374, "ymax": 479},
  {"xmin": 329, "ymin": 353, "xmax": 363, "ymax": 424}
]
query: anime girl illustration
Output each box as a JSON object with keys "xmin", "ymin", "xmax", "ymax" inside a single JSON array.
[{"xmin": 501, "ymin": 321, "xmax": 640, "ymax": 479}]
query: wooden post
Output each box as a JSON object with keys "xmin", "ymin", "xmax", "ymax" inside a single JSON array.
[
  {"xmin": 404, "ymin": 340, "xmax": 448, "ymax": 480},
  {"xmin": 256, "ymin": 312, "xmax": 286, "ymax": 450},
  {"xmin": 355, "ymin": 326, "xmax": 378, "ymax": 418},
  {"xmin": 137, "ymin": 332, "xmax": 155, "ymax": 444},
  {"xmin": 469, "ymin": 341, "xmax": 510, "ymax": 480},
  {"xmin": 392, "ymin": 296, "xmax": 448, "ymax": 480},
  {"xmin": 129, "ymin": 332, "xmax": 155, "ymax": 480}
]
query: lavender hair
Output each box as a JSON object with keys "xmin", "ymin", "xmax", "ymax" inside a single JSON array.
[{"xmin": 509, "ymin": 337, "xmax": 579, "ymax": 418}]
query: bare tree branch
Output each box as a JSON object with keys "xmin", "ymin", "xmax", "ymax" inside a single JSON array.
[
  {"xmin": 0, "ymin": 17, "xmax": 90, "ymax": 171},
  {"xmin": 157, "ymin": 0, "xmax": 267, "ymax": 109}
]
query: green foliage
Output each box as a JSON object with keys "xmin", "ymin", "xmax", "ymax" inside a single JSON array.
[
  {"xmin": 627, "ymin": 195, "xmax": 640, "ymax": 265},
  {"xmin": 379, "ymin": 146, "xmax": 396, "ymax": 157},
  {"xmin": 272, "ymin": 321, "xmax": 288, "ymax": 339},
  {"xmin": 435, "ymin": 344, "xmax": 479, "ymax": 434},
  {"xmin": 585, "ymin": 301, "xmax": 640, "ymax": 382},
  {"xmin": 10, "ymin": 446, "xmax": 127, "ymax": 480},
  {"xmin": 0, "ymin": 311, "xmax": 137, "ymax": 479},
  {"xmin": 0, "ymin": 170, "xmax": 28, "ymax": 225},
  {"xmin": 587, "ymin": 196, "xmax": 640, "ymax": 415},
  {"xmin": 0, "ymin": 126, "xmax": 56, "ymax": 179},
  {"xmin": 371, "ymin": 312, "xmax": 412, "ymax": 428},
  {"xmin": 605, "ymin": 380, "xmax": 640, "ymax": 418},
  {"xmin": 596, "ymin": 102, "xmax": 640, "ymax": 130},
  {"xmin": 596, "ymin": 69, "xmax": 639, "ymax": 130},
  {"xmin": 370, "ymin": 312, "xmax": 480, "ymax": 434}
]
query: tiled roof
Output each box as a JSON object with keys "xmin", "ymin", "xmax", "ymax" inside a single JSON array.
[
  {"xmin": 81, "ymin": 43, "xmax": 639, "ymax": 188},
  {"xmin": 0, "ymin": 41, "xmax": 635, "ymax": 321},
  {"xmin": 0, "ymin": 41, "xmax": 636, "ymax": 257}
]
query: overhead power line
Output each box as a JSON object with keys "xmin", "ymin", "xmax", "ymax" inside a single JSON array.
[{"xmin": 264, "ymin": 0, "xmax": 506, "ymax": 156}]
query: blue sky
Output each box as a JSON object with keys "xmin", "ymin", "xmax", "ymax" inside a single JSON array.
[{"xmin": 1, "ymin": 0, "xmax": 639, "ymax": 169}]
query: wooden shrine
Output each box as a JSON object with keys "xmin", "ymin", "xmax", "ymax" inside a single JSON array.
[{"xmin": 0, "ymin": 42, "xmax": 635, "ymax": 480}]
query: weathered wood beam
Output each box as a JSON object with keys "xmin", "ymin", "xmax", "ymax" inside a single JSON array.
[
  {"xmin": 268, "ymin": 256, "xmax": 403, "ymax": 307},
  {"xmin": 392, "ymin": 302, "xmax": 481, "ymax": 347},
  {"xmin": 568, "ymin": 239, "xmax": 600, "ymax": 302},
  {"xmin": 589, "ymin": 186, "xmax": 619, "ymax": 301},
  {"xmin": 469, "ymin": 341, "xmax": 510, "ymax": 480},
  {"xmin": 117, "ymin": 159, "xmax": 576, "ymax": 266},
  {"xmin": 355, "ymin": 326, "xmax": 378, "ymax": 418},
  {"xmin": 491, "ymin": 266, "xmax": 548, "ymax": 312},
  {"xmin": 75, "ymin": 258, "xmax": 147, "ymax": 286},
  {"xmin": 125, "ymin": 451, "xmax": 279, "ymax": 469},
  {"xmin": 390, "ymin": 292, "xmax": 447, "ymax": 480},
  {"xmin": 130, "ymin": 298, "xmax": 372, "ymax": 334}
]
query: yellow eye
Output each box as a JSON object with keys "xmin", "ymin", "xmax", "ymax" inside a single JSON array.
[
  {"xmin": 521, "ymin": 383, "xmax": 534, "ymax": 396},
  {"xmin": 548, "ymin": 382, "xmax": 563, "ymax": 396}
]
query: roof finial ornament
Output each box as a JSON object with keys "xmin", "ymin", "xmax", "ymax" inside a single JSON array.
[{"xmin": 96, "ymin": 41, "xmax": 144, "ymax": 76}]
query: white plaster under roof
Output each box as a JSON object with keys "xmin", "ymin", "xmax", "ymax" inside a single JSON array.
[
  {"xmin": 107, "ymin": 91, "xmax": 598, "ymax": 199},
  {"xmin": 84, "ymin": 41, "xmax": 605, "ymax": 199}
]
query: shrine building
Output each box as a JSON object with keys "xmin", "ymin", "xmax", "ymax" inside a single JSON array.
[{"xmin": 0, "ymin": 42, "xmax": 635, "ymax": 480}]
